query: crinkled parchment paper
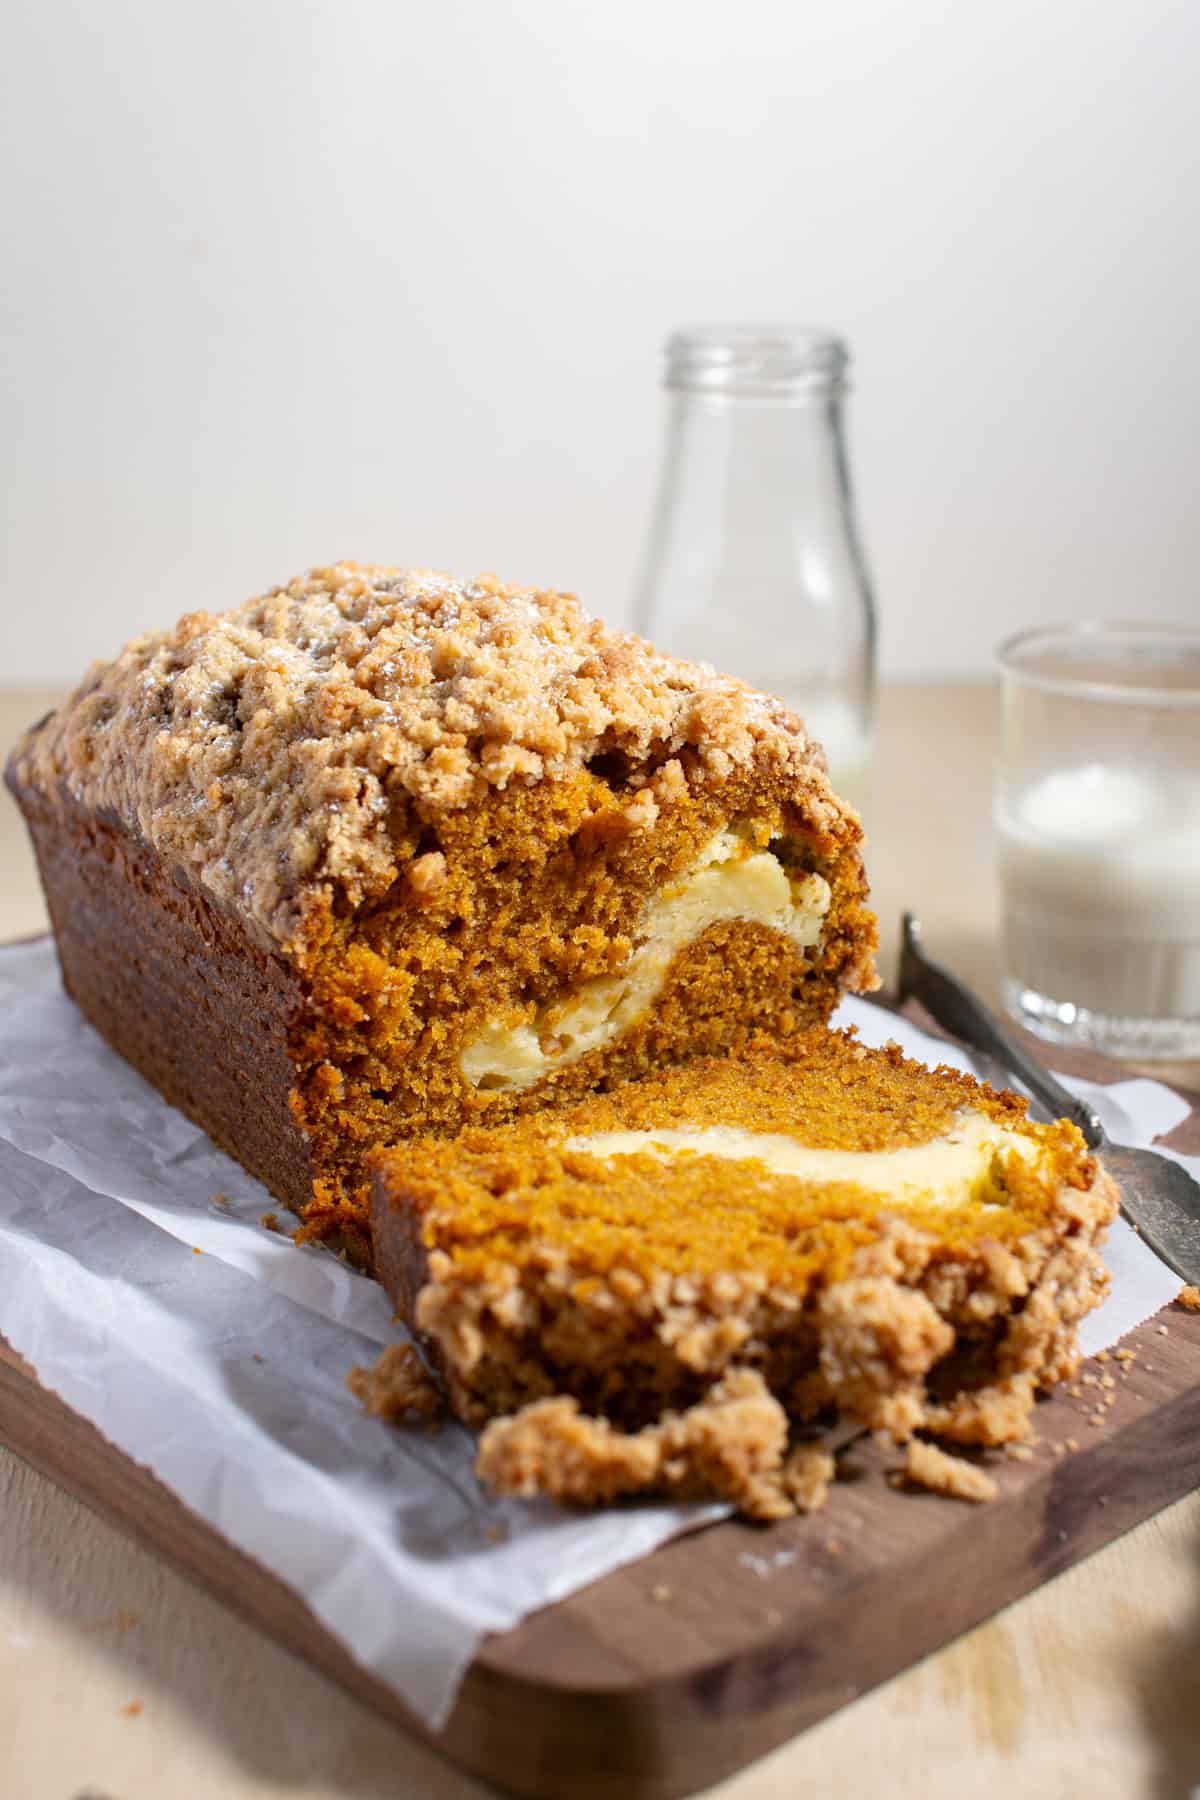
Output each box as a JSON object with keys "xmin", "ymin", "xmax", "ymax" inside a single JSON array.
[{"xmin": 0, "ymin": 941, "xmax": 1185, "ymax": 1725}]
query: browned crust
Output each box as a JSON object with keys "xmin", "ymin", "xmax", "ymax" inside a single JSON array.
[
  {"xmin": 10, "ymin": 782, "xmax": 323, "ymax": 1224},
  {"xmin": 372, "ymin": 1167, "xmax": 432, "ymax": 1321}
]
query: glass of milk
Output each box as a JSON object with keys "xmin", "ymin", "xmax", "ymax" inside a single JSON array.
[{"xmin": 995, "ymin": 623, "xmax": 1200, "ymax": 1059}]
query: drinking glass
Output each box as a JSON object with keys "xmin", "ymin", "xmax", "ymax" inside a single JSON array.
[{"xmin": 995, "ymin": 622, "xmax": 1200, "ymax": 1059}]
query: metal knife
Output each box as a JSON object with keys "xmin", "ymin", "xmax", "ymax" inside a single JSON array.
[{"xmin": 896, "ymin": 912, "xmax": 1200, "ymax": 1285}]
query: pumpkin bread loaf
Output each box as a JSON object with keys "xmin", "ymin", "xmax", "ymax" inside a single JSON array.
[{"xmin": 6, "ymin": 564, "xmax": 876, "ymax": 1266}]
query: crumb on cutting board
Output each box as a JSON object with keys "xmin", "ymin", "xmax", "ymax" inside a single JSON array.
[
  {"xmin": 903, "ymin": 1439, "xmax": 998, "ymax": 1504},
  {"xmin": 473, "ymin": 1368, "xmax": 796, "ymax": 1521},
  {"xmin": 83, "ymin": 1608, "xmax": 141, "ymax": 1636},
  {"xmin": 783, "ymin": 1444, "xmax": 835, "ymax": 1514}
]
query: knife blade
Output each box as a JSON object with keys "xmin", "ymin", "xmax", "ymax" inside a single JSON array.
[{"xmin": 897, "ymin": 912, "xmax": 1200, "ymax": 1285}]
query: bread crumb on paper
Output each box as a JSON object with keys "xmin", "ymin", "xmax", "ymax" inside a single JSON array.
[{"xmin": 348, "ymin": 1343, "xmax": 445, "ymax": 1423}]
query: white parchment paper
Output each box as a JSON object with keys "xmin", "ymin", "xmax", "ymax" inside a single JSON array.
[{"xmin": 0, "ymin": 939, "xmax": 1187, "ymax": 1726}]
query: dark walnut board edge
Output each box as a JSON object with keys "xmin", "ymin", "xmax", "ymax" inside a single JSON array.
[
  {"xmin": 2, "ymin": 1310, "xmax": 1197, "ymax": 1800},
  {"xmin": 1, "ymin": 1003, "xmax": 1198, "ymax": 1800}
]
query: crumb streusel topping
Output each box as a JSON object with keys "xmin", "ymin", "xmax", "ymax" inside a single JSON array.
[{"xmin": 13, "ymin": 564, "xmax": 846, "ymax": 950}]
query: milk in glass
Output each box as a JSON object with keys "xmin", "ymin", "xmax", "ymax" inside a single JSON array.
[
  {"xmin": 997, "ymin": 763, "xmax": 1200, "ymax": 1021},
  {"xmin": 995, "ymin": 622, "xmax": 1200, "ymax": 1058}
]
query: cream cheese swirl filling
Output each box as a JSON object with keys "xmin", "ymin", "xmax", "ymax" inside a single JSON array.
[
  {"xmin": 563, "ymin": 1113, "xmax": 1036, "ymax": 1209},
  {"xmin": 460, "ymin": 828, "xmax": 831, "ymax": 1093}
]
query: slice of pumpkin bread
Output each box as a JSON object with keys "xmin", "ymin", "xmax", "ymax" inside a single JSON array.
[{"xmin": 369, "ymin": 1030, "xmax": 1117, "ymax": 1517}]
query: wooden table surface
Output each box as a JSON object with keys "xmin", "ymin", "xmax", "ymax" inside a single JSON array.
[{"xmin": 1, "ymin": 681, "xmax": 1197, "ymax": 1800}]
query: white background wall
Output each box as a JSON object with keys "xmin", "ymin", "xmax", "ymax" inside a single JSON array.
[{"xmin": 3, "ymin": 0, "xmax": 1199, "ymax": 684}]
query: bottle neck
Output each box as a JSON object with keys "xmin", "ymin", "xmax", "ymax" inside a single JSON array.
[
  {"xmin": 655, "ymin": 326, "xmax": 857, "ymax": 534},
  {"xmin": 665, "ymin": 324, "xmax": 847, "ymax": 398},
  {"xmin": 633, "ymin": 379, "xmax": 876, "ymax": 731},
  {"xmin": 634, "ymin": 327, "xmax": 877, "ymax": 808},
  {"xmin": 659, "ymin": 388, "xmax": 854, "ymax": 532}
]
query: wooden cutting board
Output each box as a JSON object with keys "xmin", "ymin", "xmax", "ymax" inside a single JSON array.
[{"xmin": 0, "ymin": 1007, "xmax": 1197, "ymax": 1800}]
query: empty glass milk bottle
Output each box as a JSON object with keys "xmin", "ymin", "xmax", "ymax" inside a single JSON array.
[{"xmin": 633, "ymin": 325, "xmax": 877, "ymax": 813}]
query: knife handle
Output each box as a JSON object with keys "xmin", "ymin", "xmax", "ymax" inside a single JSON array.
[{"xmin": 896, "ymin": 913, "xmax": 1107, "ymax": 1150}]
